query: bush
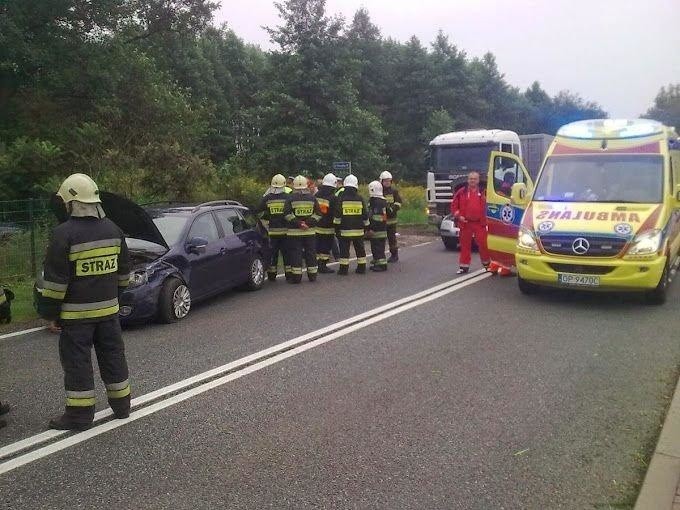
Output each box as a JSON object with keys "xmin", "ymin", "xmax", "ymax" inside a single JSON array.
[
  {"xmin": 223, "ymin": 175, "xmax": 268, "ymax": 209},
  {"xmin": 398, "ymin": 185, "xmax": 426, "ymax": 210}
]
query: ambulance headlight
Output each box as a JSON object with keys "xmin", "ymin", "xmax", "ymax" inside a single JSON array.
[
  {"xmin": 517, "ymin": 226, "xmax": 539, "ymax": 252},
  {"xmin": 129, "ymin": 270, "xmax": 149, "ymax": 288},
  {"xmin": 626, "ymin": 229, "xmax": 662, "ymax": 256}
]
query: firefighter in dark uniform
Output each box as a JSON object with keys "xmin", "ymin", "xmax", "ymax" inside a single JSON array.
[
  {"xmin": 333, "ymin": 175, "xmax": 369, "ymax": 275},
  {"xmin": 0, "ymin": 286, "xmax": 13, "ymax": 324},
  {"xmin": 315, "ymin": 173, "xmax": 338, "ymax": 274},
  {"xmin": 380, "ymin": 171, "xmax": 402, "ymax": 262},
  {"xmin": 0, "ymin": 287, "xmax": 14, "ymax": 429},
  {"xmin": 367, "ymin": 181, "xmax": 388, "ymax": 272},
  {"xmin": 284, "ymin": 175, "xmax": 322, "ymax": 283},
  {"xmin": 0, "ymin": 287, "xmax": 12, "ymax": 428},
  {"xmin": 36, "ymin": 173, "xmax": 131, "ymax": 431},
  {"xmin": 257, "ymin": 174, "xmax": 292, "ymax": 281}
]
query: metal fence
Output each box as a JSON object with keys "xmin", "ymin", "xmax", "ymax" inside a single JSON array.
[{"xmin": 0, "ymin": 199, "xmax": 55, "ymax": 280}]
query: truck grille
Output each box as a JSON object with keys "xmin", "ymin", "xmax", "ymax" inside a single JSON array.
[
  {"xmin": 539, "ymin": 235, "xmax": 627, "ymax": 257},
  {"xmin": 547, "ymin": 263, "xmax": 615, "ymax": 275}
]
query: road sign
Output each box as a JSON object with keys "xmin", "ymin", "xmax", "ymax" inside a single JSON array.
[{"xmin": 332, "ymin": 161, "xmax": 351, "ymax": 173}]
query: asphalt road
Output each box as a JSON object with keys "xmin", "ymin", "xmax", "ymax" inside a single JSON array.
[{"xmin": 1, "ymin": 240, "xmax": 679, "ymax": 509}]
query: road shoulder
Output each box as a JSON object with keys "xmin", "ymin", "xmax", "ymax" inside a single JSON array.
[{"xmin": 636, "ymin": 370, "xmax": 680, "ymax": 509}]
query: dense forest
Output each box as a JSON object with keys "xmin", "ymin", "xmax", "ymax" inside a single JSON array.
[{"xmin": 0, "ymin": 0, "xmax": 675, "ymax": 202}]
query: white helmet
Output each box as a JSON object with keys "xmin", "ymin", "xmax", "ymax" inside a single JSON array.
[
  {"xmin": 292, "ymin": 175, "xmax": 308, "ymax": 190},
  {"xmin": 57, "ymin": 173, "xmax": 101, "ymax": 204},
  {"xmin": 271, "ymin": 173, "xmax": 286, "ymax": 188},
  {"xmin": 379, "ymin": 171, "xmax": 392, "ymax": 181},
  {"xmin": 322, "ymin": 173, "xmax": 337, "ymax": 187},
  {"xmin": 368, "ymin": 181, "xmax": 383, "ymax": 198},
  {"xmin": 343, "ymin": 174, "xmax": 358, "ymax": 189}
]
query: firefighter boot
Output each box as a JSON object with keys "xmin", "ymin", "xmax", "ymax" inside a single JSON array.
[
  {"xmin": 48, "ymin": 414, "xmax": 93, "ymax": 431},
  {"xmin": 370, "ymin": 264, "xmax": 387, "ymax": 272},
  {"xmin": 318, "ymin": 260, "xmax": 335, "ymax": 274},
  {"xmin": 388, "ymin": 250, "xmax": 399, "ymax": 263},
  {"xmin": 356, "ymin": 263, "xmax": 367, "ymax": 274},
  {"xmin": 337, "ymin": 265, "xmax": 349, "ymax": 276}
]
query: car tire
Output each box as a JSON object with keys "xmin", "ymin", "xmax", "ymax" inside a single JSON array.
[
  {"xmin": 239, "ymin": 254, "xmax": 266, "ymax": 291},
  {"xmin": 518, "ymin": 275, "xmax": 540, "ymax": 295},
  {"xmin": 645, "ymin": 262, "xmax": 669, "ymax": 305},
  {"xmin": 158, "ymin": 277, "xmax": 191, "ymax": 323},
  {"xmin": 442, "ymin": 237, "xmax": 458, "ymax": 251}
]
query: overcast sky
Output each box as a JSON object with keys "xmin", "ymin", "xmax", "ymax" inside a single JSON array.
[{"xmin": 216, "ymin": 0, "xmax": 680, "ymax": 119}]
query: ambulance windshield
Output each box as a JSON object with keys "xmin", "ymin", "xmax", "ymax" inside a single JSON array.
[{"xmin": 533, "ymin": 155, "xmax": 664, "ymax": 203}]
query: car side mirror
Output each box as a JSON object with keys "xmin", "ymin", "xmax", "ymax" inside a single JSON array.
[
  {"xmin": 186, "ymin": 237, "xmax": 208, "ymax": 254},
  {"xmin": 511, "ymin": 183, "xmax": 529, "ymax": 205}
]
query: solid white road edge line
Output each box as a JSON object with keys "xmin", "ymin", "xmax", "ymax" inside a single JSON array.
[
  {"xmin": 0, "ymin": 271, "xmax": 491, "ymax": 475},
  {"xmin": 0, "ymin": 268, "xmax": 485, "ymax": 460},
  {"xmin": 0, "ymin": 326, "xmax": 47, "ymax": 341}
]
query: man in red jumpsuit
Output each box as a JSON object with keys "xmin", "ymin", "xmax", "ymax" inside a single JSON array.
[{"xmin": 451, "ymin": 171, "xmax": 491, "ymax": 274}]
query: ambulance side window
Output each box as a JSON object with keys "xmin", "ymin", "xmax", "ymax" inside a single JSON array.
[{"xmin": 493, "ymin": 155, "xmax": 524, "ymax": 197}]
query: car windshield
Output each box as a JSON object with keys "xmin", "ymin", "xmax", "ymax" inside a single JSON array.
[
  {"xmin": 431, "ymin": 144, "xmax": 495, "ymax": 173},
  {"xmin": 533, "ymin": 154, "xmax": 664, "ymax": 203},
  {"xmin": 152, "ymin": 214, "xmax": 189, "ymax": 246}
]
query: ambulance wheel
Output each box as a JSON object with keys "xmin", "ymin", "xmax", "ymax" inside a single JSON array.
[
  {"xmin": 238, "ymin": 254, "xmax": 265, "ymax": 291},
  {"xmin": 442, "ymin": 237, "xmax": 458, "ymax": 251},
  {"xmin": 158, "ymin": 277, "xmax": 191, "ymax": 323},
  {"xmin": 518, "ymin": 276, "xmax": 540, "ymax": 295},
  {"xmin": 645, "ymin": 263, "xmax": 669, "ymax": 305}
]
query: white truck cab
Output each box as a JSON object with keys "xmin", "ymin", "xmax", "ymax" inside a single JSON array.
[{"xmin": 428, "ymin": 129, "xmax": 522, "ymax": 250}]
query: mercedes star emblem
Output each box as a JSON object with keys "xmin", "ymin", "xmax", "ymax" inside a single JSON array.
[{"xmin": 572, "ymin": 237, "xmax": 590, "ymax": 255}]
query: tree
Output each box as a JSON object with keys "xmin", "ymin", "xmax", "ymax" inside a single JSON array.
[
  {"xmin": 254, "ymin": 0, "xmax": 386, "ymax": 179},
  {"xmin": 644, "ymin": 84, "xmax": 680, "ymax": 130},
  {"xmin": 421, "ymin": 108, "xmax": 455, "ymax": 145}
]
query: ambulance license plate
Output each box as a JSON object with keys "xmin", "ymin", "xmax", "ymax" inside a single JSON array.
[{"xmin": 557, "ymin": 273, "xmax": 600, "ymax": 287}]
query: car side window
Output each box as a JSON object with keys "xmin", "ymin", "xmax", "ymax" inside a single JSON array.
[
  {"xmin": 214, "ymin": 209, "xmax": 245, "ymax": 236},
  {"xmin": 188, "ymin": 213, "xmax": 220, "ymax": 242},
  {"xmin": 239, "ymin": 210, "xmax": 258, "ymax": 229},
  {"xmin": 493, "ymin": 155, "xmax": 524, "ymax": 197}
]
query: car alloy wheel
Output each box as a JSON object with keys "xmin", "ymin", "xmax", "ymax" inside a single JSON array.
[
  {"xmin": 251, "ymin": 257, "xmax": 265, "ymax": 286},
  {"xmin": 172, "ymin": 284, "xmax": 191, "ymax": 319}
]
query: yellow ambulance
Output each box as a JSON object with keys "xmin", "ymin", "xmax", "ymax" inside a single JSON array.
[{"xmin": 484, "ymin": 119, "xmax": 680, "ymax": 304}]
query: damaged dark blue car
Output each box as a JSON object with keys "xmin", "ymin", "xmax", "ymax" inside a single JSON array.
[{"xmin": 100, "ymin": 194, "xmax": 270, "ymax": 324}]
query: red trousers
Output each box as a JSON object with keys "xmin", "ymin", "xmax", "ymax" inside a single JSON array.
[{"xmin": 459, "ymin": 221, "xmax": 490, "ymax": 267}]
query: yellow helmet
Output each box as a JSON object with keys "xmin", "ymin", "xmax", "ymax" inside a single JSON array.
[
  {"xmin": 292, "ymin": 175, "xmax": 308, "ymax": 190},
  {"xmin": 271, "ymin": 174, "xmax": 286, "ymax": 188},
  {"xmin": 56, "ymin": 173, "xmax": 101, "ymax": 204}
]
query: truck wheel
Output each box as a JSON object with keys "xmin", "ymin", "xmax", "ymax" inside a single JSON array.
[
  {"xmin": 442, "ymin": 237, "xmax": 458, "ymax": 251},
  {"xmin": 518, "ymin": 276, "xmax": 540, "ymax": 295},
  {"xmin": 158, "ymin": 278, "xmax": 191, "ymax": 323},
  {"xmin": 645, "ymin": 263, "xmax": 669, "ymax": 305}
]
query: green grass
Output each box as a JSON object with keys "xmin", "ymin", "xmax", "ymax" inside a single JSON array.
[{"xmin": 398, "ymin": 206, "xmax": 428, "ymax": 225}]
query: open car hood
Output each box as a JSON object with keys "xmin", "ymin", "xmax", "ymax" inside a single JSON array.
[{"xmin": 49, "ymin": 191, "xmax": 169, "ymax": 249}]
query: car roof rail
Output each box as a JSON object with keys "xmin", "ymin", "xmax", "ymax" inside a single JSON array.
[{"xmin": 191, "ymin": 200, "xmax": 243, "ymax": 212}]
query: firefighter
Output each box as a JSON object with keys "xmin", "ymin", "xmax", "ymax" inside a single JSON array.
[
  {"xmin": 257, "ymin": 174, "xmax": 292, "ymax": 281},
  {"xmin": 451, "ymin": 171, "xmax": 490, "ymax": 274},
  {"xmin": 284, "ymin": 175, "xmax": 322, "ymax": 283},
  {"xmin": 36, "ymin": 173, "xmax": 131, "ymax": 431},
  {"xmin": 367, "ymin": 181, "xmax": 388, "ymax": 272},
  {"xmin": 380, "ymin": 171, "xmax": 402, "ymax": 262},
  {"xmin": 334, "ymin": 175, "xmax": 369, "ymax": 275},
  {"xmin": 315, "ymin": 173, "xmax": 338, "ymax": 274},
  {"xmin": 0, "ymin": 399, "xmax": 9, "ymax": 429},
  {"xmin": 0, "ymin": 286, "xmax": 13, "ymax": 324}
]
